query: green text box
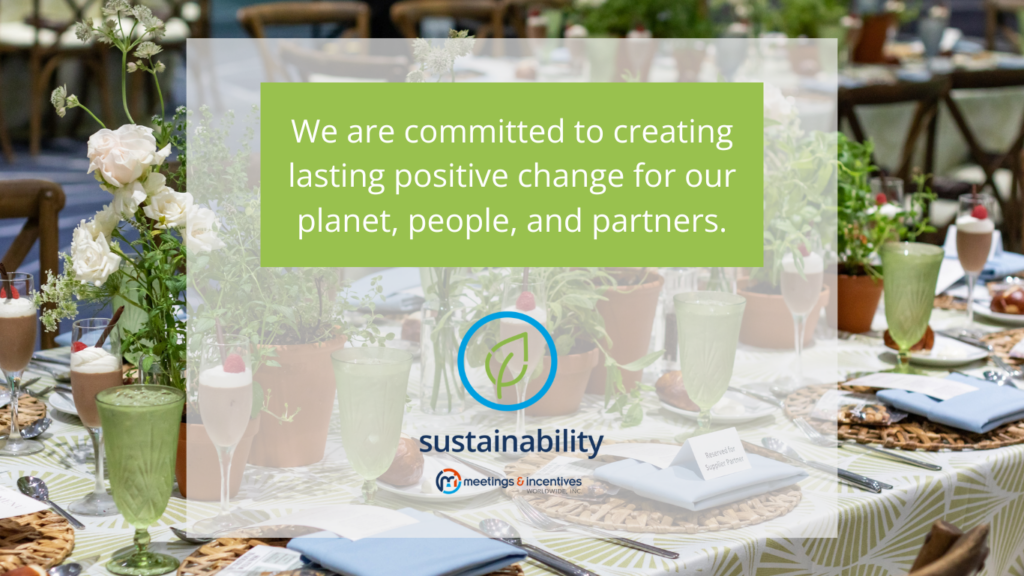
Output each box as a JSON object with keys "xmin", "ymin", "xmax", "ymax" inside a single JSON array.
[{"xmin": 261, "ymin": 83, "xmax": 763, "ymax": 266}]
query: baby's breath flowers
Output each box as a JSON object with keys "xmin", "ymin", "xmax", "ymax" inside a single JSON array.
[{"xmin": 407, "ymin": 29, "xmax": 476, "ymax": 82}]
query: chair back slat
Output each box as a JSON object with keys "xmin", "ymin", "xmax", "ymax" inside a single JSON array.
[
  {"xmin": 389, "ymin": 0, "xmax": 502, "ymax": 39},
  {"xmin": 0, "ymin": 180, "xmax": 67, "ymax": 349},
  {"xmin": 278, "ymin": 41, "xmax": 409, "ymax": 82},
  {"xmin": 237, "ymin": 2, "xmax": 371, "ymax": 39},
  {"xmin": 909, "ymin": 523, "xmax": 990, "ymax": 576}
]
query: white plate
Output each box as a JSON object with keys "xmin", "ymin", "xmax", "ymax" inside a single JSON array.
[
  {"xmin": 907, "ymin": 333, "xmax": 989, "ymax": 367},
  {"xmin": 376, "ymin": 455, "xmax": 501, "ymax": 502},
  {"xmin": 972, "ymin": 303, "xmax": 1024, "ymax": 327},
  {"xmin": 48, "ymin": 391, "xmax": 78, "ymax": 416},
  {"xmin": 660, "ymin": 390, "xmax": 777, "ymax": 425}
]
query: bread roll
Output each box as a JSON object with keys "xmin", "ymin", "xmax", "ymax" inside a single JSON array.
[
  {"xmin": 655, "ymin": 371, "xmax": 699, "ymax": 412},
  {"xmin": 379, "ymin": 437, "xmax": 424, "ymax": 486},
  {"xmin": 883, "ymin": 326, "xmax": 934, "ymax": 351},
  {"xmin": 992, "ymin": 286, "xmax": 1024, "ymax": 315}
]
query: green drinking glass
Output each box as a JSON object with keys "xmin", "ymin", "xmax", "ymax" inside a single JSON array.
[
  {"xmin": 674, "ymin": 291, "xmax": 746, "ymax": 438},
  {"xmin": 97, "ymin": 385, "xmax": 185, "ymax": 576},
  {"xmin": 332, "ymin": 347, "xmax": 413, "ymax": 504},
  {"xmin": 880, "ymin": 242, "xmax": 944, "ymax": 373}
]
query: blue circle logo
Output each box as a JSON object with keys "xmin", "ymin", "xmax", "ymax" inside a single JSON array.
[{"xmin": 458, "ymin": 311, "xmax": 558, "ymax": 412}]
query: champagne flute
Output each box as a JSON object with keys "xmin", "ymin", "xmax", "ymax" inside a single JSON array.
[
  {"xmin": 192, "ymin": 334, "xmax": 253, "ymax": 534},
  {"xmin": 98, "ymin": 385, "xmax": 185, "ymax": 575},
  {"xmin": 955, "ymin": 192, "xmax": 996, "ymax": 336},
  {"xmin": 880, "ymin": 242, "xmax": 944, "ymax": 373},
  {"xmin": 332, "ymin": 347, "xmax": 412, "ymax": 504},
  {"xmin": 674, "ymin": 291, "xmax": 746, "ymax": 438},
  {"xmin": 498, "ymin": 269, "xmax": 547, "ymax": 436},
  {"xmin": 780, "ymin": 240, "xmax": 824, "ymax": 392},
  {"xmin": 0, "ymin": 272, "xmax": 43, "ymax": 457},
  {"xmin": 68, "ymin": 318, "xmax": 122, "ymax": 516}
]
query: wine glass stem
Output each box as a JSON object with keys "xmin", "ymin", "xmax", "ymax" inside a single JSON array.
[
  {"xmin": 362, "ymin": 479, "xmax": 377, "ymax": 504},
  {"xmin": 792, "ymin": 314, "xmax": 807, "ymax": 387},
  {"xmin": 7, "ymin": 372, "xmax": 22, "ymax": 440},
  {"xmin": 697, "ymin": 409, "xmax": 712, "ymax": 435},
  {"xmin": 898, "ymin": 348, "xmax": 911, "ymax": 371},
  {"xmin": 133, "ymin": 527, "xmax": 151, "ymax": 555},
  {"xmin": 216, "ymin": 445, "xmax": 235, "ymax": 516},
  {"xmin": 89, "ymin": 427, "xmax": 106, "ymax": 496},
  {"xmin": 965, "ymin": 273, "xmax": 977, "ymax": 330}
]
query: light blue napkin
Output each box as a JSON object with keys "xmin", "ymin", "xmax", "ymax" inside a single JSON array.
[
  {"xmin": 982, "ymin": 252, "xmax": 1024, "ymax": 280},
  {"xmin": 287, "ymin": 508, "xmax": 526, "ymax": 576},
  {"xmin": 347, "ymin": 267, "xmax": 424, "ymax": 314},
  {"xmin": 875, "ymin": 373, "xmax": 1024, "ymax": 433},
  {"xmin": 594, "ymin": 450, "xmax": 807, "ymax": 512}
]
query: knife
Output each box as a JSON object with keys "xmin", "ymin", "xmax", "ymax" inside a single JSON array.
[
  {"xmin": 744, "ymin": 440, "xmax": 889, "ymax": 493},
  {"xmin": 728, "ymin": 386, "xmax": 784, "ymax": 408},
  {"xmin": 936, "ymin": 330, "xmax": 993, "ymax": 352},
  {"xmin": 434, "ymin": 512, "xmax": 598, "ymax": 576},
  {"xmin": 32, "ymin": 354, "xmax": 71, "ymax": 366}
]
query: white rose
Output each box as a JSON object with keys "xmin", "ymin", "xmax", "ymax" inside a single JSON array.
[
  {"xmin": 87, "ymin": 124, "xmax": 171, "ymax": 187},
  {"xmin": 763, "ymin": 82, "xmax": 797, "ymax": 125},
  {"xmin": 71, "ymin": 223, "xmax": 122, "ymax": 287},
  {"xmin": 185, "ymin": 205, "xmax": 225, "ymax": 253},
  {"xmin": 111, "ymin": 180, "xmax": 148, "ymax": 216},
  {"xmin": 82, "ymin": 203, "xmax": 120, "ymax": 239},
  {"xmin": 144, "ymin": 190, "xmax": 193, "ymax": 229}
]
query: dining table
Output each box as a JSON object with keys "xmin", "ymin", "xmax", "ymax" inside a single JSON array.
[{"xmin": 5, "ymin": 298, "xmax": 1024, "ymax": 576}]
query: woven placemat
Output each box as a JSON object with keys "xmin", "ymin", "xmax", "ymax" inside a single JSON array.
[
  {"xmin": 0, "ymin": 394, "xmax": 47, "ymax": 430},
  {"xmin": 177, "ymin": 537, "xmax": 524, "ymax": 576},
  {"xmin": 504, "ymin": 452, "xmax": 801, "ymax": 534},
  {"xmin": 784, "ymin": 384, "xmax": 1024, "ymax": 451},
  {"xmin": 0, "ymin": 510, "xmax": 75, "ymax": 571},
  {"xmin": 981, "ymin": 327, "xmax": 1024, "ymax": 366}
]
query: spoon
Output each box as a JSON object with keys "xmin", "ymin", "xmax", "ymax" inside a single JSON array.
[
  {"xmin": 17, "ymin": 476, "xmax": 86, "ymax": 529},
  {"xmin": 21, "ymin": 416, "xmax": 52, "ymax": 439},
  {"xmin": 47, "ymin": 563, "xmax": 82, "ymax": 576},
  {"xmin": 479, "ymin": 518, "xmax": 599, "ymax": 576},
  {"xmin": 761, "ymin": 437, "xmax": 889, "ymax": 493},
  {"xmin": 29, "ymin": 362, "xmax": 70, "ymax": 382},
  {"xmin": 170, "ymin": 526, "xmax": 214, "ymax": 544}
]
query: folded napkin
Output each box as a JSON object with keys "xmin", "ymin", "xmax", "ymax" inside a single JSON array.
[
  {"xmin": 982, "ymin": 252, "xmax": 1024, "ymax": 281},
  {"xmin": 875, "ymin": 373, "xmax": 1024, "ymax": 434},
  {"xmin": 347, "ymin": 267, "xmax": 424, "ymax": 315},
  {"xmin": 594, "ymin": 451, "xmax": 807, "ymax": 511},
  {"xmin": 287, "ymin": 508, "xmax": 526, "ymax": 576}
]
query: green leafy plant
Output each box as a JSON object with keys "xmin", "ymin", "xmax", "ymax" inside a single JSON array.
[
  {"xmin": 574, "ymin": 0, "xmax": 718, "ymax": 38},
  {"xmin": 770, "ymin": 0, "xmax": 846, "ymax": 38}
]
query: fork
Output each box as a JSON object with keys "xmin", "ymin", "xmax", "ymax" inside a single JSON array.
[
  {"xmin": 794, "ymin": 418, "xmax": 941, "ymax": 471},
  {"xmin": 511, "ymin": 495, "xmax": 679, "ymax": 559}
]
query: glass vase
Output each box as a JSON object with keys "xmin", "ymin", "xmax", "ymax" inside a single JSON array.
[{"xmin": 419, "ymin": 304, "xmax": 466, "ymax": 415}]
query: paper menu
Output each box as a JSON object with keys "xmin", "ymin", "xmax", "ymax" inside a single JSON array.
[
  {"xmin": 254, "ymin": 505, "xmax": 418, "ymax": 541},
  {"xmin": 0, "ymin": 485, "xmax": 49, "ymax": 520},
  {"xmin": 217, "ymin": 546, "xmax": 305, "ymax": 576},
  {"xmin": 846, "ymin": 373, "xmax": 977, "ymax": 401}
]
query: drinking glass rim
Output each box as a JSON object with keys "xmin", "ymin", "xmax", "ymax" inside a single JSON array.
[
  {"xmin": 958, "ymin": 192, "xmax": 996, "ymax": 203},
  {"xmin": 880, "ymin": 241, "xmax": 944, "ymax": 257},
  {"xmin": 673, "ymin": 290, "xmax": 746, "ymax": 308},
  {"xmin": 331, "ymin": 346, "xmax": 413, "ymax": 365},
  {"xmin": 73, "ymin": 317, "xmax": 112, "ymax": 330},
  {"xmin": 204, "ymin": 333, "xmax": 250, "ymax": 347},
  {"xmin": 95, "ymin": 384, "xmax": 185, "ymax": 407}
]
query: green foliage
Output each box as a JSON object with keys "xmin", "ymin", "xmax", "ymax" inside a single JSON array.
[
  {"xmin": 536, "ymin": 268, "xmax": 610, "ymax": 356},
  {"xmin": 770, "ymin": 0, "xmax": 846, "ymax": 38},
  {"xmin": 576, "ymin": 0, "xmax": 717, "ymax": 38}
]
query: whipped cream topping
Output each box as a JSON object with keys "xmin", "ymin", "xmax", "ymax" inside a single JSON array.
[
  {"xmin": 956, "ymin": 215, "xmax": 995, "ymax": 234},
  {"xmin": 0, "ymin": 297, "xmax": 36, "ymax": 318},
  {"xmin": 782, "ymin": 251, "xmax": 824, "ymax": 275},
  {"xmin": 71, "ymin": 346, "xmax": 121, "ymax": 373},
  {"xmin": 199, "ymin": 365, "xmax": 252, "ymax": 388}
]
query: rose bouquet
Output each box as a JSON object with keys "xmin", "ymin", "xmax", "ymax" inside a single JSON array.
[{"xmin": 37, "ymin": 0, "xmax": 218, "ymax": 388}]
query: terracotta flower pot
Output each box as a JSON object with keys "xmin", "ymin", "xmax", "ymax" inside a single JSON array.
[
  {"xmin": 247, "ymin": 333, "xmax": 348, "ymax": 468},
  {"xmin": 673, "ymin": 44, "xmax": 706, "ymax": 82},
  {"xmin": 835, "ymin": 273, "xmax": 883, "ymax": 333},
  {"xmin": 524, "ymin": 346, "xmax": 599, "ymax": 416},
  {"xmin": 853, "ymin": 13, "xmax": 896, "ymax": 64},
  {"xmin": 737, "ymin": 283, "xmax": 830, "ymax": 349},
  {"xmin": 176, "ymin": 417, "xmax": 260, "ymax": 500},
  {"xmin": 586, "ymin": 273, "xmax": 664, "ymax": 394}
]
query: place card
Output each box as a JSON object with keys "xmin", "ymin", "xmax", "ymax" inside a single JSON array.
[
  {"xmin": 0, "ymin": 485, "xmax": 48, "ymax": 519},
  {"xmin": 217, "ymin": 546, "xmax": 305, "ymax": 576},
  {"xmin": 596, "ymin": 443, "xmax": 682, "ymax": 469},
  {"xmin": 677, "ymin": 427, "xmax": 751, "ymax": 481},
  {"xmin": 254, "ymin": 505, "xmax": 419, "ymax": 541},
  {"xmin": 847, "ymin": 373, "xmax": 977, "ymax": 401}
]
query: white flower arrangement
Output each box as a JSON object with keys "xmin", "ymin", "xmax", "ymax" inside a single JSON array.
[{"xmin": 407, "ymin": 30, "xmax": 476, "ymax": 82}]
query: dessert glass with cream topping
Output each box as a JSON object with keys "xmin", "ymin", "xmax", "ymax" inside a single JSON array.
[
  {"xmin": 192, "ymin": 334, "xmax": 254, "ymax": 534},
  {"xmin": 69, "ymin": 318, "xmax": 122, "ymax": 515},
  {"xmin": 956, "ymin": 192, "xmax": 996, "ymax": 336},
  {"xmin": 499, "ymin": 273, "xmax": 547, "ymax": 437},
  {"xmin": 0, "ymin": 272, "xmax": 43, "ymax": 457},
  {"xmin": 779, "ymin": 239, "xmax": 825, "ymax": 392}
]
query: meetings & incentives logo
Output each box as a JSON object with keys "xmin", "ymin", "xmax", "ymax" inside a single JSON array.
[
  {"xmin": 436, "ymin": 468, "xmax": 462, "ymax": 494},
  {"xmin": 458, "ymin": 311, "xmax": 558, "ymax": 412}
]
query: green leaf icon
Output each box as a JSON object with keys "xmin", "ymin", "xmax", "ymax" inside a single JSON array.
[{"xmin": 485, "ymin": 332, "xmax": 529, "ymax": 400}]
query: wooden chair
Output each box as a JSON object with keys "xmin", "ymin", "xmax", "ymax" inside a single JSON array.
[
  {"xmin": 907, "ymin": 520, "xmax": 989, "ymax": 576},
  {"xmin": 390, "ymin": 0, "xmax": 503, "ymax": 39},
  {"xmin": 0, "ymin": 50, "xmax": 15, "ymax": 163},
  {"xmin": 985, "ymin": 0, "xmax": 1024, "ymax": 52},
  {"xmin": 237, "ymin": 1, "xmax": 371, "ymax": 39},
  {"xmin": 494, "ymin": 0, "xmax": 571, "ymax": 38},
  {"xmin": 277, "ymin": 40, "xmax": 409, "ymax": 82},
  {"xmin": 839, "ymin": 77, "xmax": 950, "ymax": 184},
  {"xmin": 0, "ymin": 180, "xmax": 67, "ymax": 349}
]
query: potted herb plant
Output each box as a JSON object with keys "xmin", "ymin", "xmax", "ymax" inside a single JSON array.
[{"xmin": 829, "ymin": 134, "xmax": 933, "ymax": 332}]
